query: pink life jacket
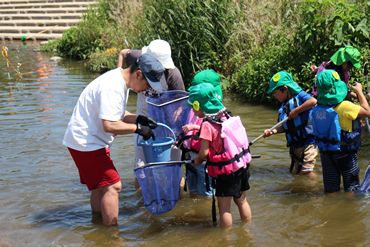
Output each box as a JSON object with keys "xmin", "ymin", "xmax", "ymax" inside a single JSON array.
[
  {"xmin": 203, "ymin": 113, "xmax": 252, "ymax": 178},
  {"xmin": 182, "ymin": 117, "xmax": 202, "ymax": 152}
]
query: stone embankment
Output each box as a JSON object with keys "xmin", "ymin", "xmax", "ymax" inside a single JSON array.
[{"xmin": 0, "ymin": 0, "xmax": 96, "ymax": 41}]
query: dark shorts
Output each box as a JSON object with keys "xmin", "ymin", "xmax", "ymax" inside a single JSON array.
[
  {"xmin": 215, "ymin": 166, "xmax": 250, "ymax": 197},
  {"xmin": 68, "ymin": 147, "xmax": 121, "ymax": 191},
  {"xmin": 320, "ymin": 151, "xmax": 360, "ymax": 193}
]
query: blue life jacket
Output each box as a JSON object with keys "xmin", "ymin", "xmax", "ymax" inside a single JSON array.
[
  {"xmin": 312, "ymin": 104, "xmax": 361, "ymax": 151},
  {"xmin": 278, "ymin": 95, "xmax": 314, "ymax": 147}
]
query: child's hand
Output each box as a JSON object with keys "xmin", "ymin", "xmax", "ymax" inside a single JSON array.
[
  {"xmin": 366, "ymin": 92, "xmax": 370, "ymax": 99},
  {"xmin": 263, "ymin": 129, "xmax": 273, "ymax": 138},
  {"xmin": 288, "ymin": 109, "xmax": 299, "ymax": 120},
  {"xmin": 182, "ymin": 124, "xmax": 200, "ymax": 134},
  {"xmin": 193, "ymin": 156, "xmax": 203, "ymax": 165},
  {"xmin": 310, "ymin": 65, "xmax": 318, "ymax": 74},
  {"xmin": 351, "ymin": 82, "xmax": 363, "ymax": 95}
]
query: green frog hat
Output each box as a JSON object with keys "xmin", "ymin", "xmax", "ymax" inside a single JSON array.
[
  {"xmin": 330, "ymin": 46, "xmax": 361, "ymax": 68},
  {"xmin": 267, "ymin": 71, "xmax": 302, "ymax": 94},
  {"xmin": 187, "ymin": 83, "xmax": 225, "ymax": 115},
  {"xmin": 316, "ymin": 69, "xmax": 347, "ymax": 106},
  {"xmin": 188, "ymin": 70, "xmax": 223, "ymax": 101}
]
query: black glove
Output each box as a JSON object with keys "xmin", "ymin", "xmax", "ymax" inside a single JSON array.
[
  {"xmin": 135, "ymin": 123, "xmax": 156, "ymax": 140},
  {"xmin": 136, "ymin": 115, "xmax": 157, "ymax": 129}
]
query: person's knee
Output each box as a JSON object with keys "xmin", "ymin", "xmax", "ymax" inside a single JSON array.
[
  {"xmin": 105, "ymin": 181, "xmax": 122, "ymax": 196},
  {"xmin": 112, "ymin": 181, "xmax": 122, "ymax": 193},
  {"xmin": 233, "ymin": 193, "xmax": 246, "ymax": 205}
]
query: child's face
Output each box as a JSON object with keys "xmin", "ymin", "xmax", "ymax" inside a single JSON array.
[
  {"xmin": 193, "ymin": 107, "xmax": 205, "ymax": 118},
  {"xmin": 342, "ymin": 61, "xmax": 354, "ymax": 72},
  {"xmin": 273, "ymin": 87, "xmax": 288, "ymax": 102}
]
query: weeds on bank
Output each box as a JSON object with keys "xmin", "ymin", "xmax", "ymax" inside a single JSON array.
[{"xmin": 44, "ymin": 0, "xmax": 370, "ymax": 104}]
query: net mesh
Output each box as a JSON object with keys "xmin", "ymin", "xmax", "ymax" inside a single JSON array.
[
  {"xmin": 146, "ymin": 91, "xmax": 191, "ymax": 139},
  {"xmin": 134, "ymin": 162, "xmax": 182, "ymax": 215}
]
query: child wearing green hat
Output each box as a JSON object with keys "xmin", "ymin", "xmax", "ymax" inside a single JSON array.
[
  {"xmin": 263, "ymin": 71, "xmax": 318, "ymax": 178},
  {"xmin": 311, "ymin": 46, "xmax": 361, "ymax": 99},
  {"xmin": 187, "ymin": 83, "xmax": 252, "ymax": 227},
  {"xmin": 180, "ymin": 70, "xmax": 223, "ymax": 197},
  {"xmin": 312, "ymin": 69, "xmax": 370, "ymax": 194}
]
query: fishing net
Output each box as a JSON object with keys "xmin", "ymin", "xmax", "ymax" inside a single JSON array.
[
  {"xmin": 134, "ymin": 162, "xmax": 182, "ymax": 215},
  {"xmin": 359, "ymin": 165, "xmax": 370, "ymax": 193},
  {"xmin": 146, "ymin": 90, "xmax": 191, "ymax": 139}
]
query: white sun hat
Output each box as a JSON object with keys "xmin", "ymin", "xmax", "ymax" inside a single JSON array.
[{"xmin": 142, "ymin": 39, "xmax": 175, "ymax": 69}]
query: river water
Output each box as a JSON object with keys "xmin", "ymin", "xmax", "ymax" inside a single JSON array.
[{"xmin": 1, "ymin": 41, "xmax": 370, "ymax": 246}]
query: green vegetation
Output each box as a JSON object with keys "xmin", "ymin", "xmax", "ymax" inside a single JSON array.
[{"xmin": 41, "ymin": 0, "xmax": 370, "ymax": 104}]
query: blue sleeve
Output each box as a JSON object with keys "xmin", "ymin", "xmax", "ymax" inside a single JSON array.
[
  {"xmin": 297, "ymin": 91, "xmax": 313, "ymax": 122},
  {"xmin": 297, "ymin": 91, "xmax": 313, "ymax": 103}
]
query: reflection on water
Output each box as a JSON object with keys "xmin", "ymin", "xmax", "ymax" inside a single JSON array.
[{"xmin": 1, "ymin": 41, "xmax": 370, "ymax": 246}]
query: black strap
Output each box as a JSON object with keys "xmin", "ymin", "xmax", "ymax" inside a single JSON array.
[
  {"xmin": 204, "ymin": 110, "xmax": 234, "ymax": 125},
  {"xmin": 212, "ymin": 178, "xmax": 217, "ymax": 223},
  {"xmin": 164, "ymin": 69, "xmax": 169, "ymax": 82},
  {"xmin": 206, "ymin": 148, "xmax": 250, "ymax": 169},
  {"xmin": 176, "ymin": 132, "xmax": 200, "ymax": 148},
  {"xmin": 205, "ymin": 165, "xmax": 211, "ymax": 192},
  {"xmin": 316, "ymin": 136, "xmax": 361, "ymax": 146}
]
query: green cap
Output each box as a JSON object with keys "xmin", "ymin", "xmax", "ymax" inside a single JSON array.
[
  {"xmin": 316, "ymin": 69, "xmax": 347, "ymax": 106},
  {"xmin": 187, "ymin": 83, "xmax": 225, "ymax": 115},
  {"xmin": 330, "ymin": 46, "xmax": 361, "ymax": 68},
  {"xmin": 267, "ymin": 71, "xmax": 302, "ymax": 94},
  {"xmin": 188, "ymin": 70, "xmax": 223, "ymax": 101}
]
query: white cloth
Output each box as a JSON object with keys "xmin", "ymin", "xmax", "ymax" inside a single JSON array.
[{"xmin": 63, "ymin": 68, "xmax": 128, "ymax": 151}]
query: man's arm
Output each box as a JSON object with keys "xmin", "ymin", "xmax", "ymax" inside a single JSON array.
[
  {"xmin": 117, "ymin": 49, "xmax": 130, "ymax": 68},
  {"xmin": 102, "ymin": 119, "xmax": 136, "ymax": 135},
  {"xmin": 122, "ymin": 110, "xmax": 136, "ymax": 124}
]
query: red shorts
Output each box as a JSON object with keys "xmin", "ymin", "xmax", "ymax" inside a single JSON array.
[{"xmin": 68, "ymin": 147, "xmax": 121, "ymax": 191}]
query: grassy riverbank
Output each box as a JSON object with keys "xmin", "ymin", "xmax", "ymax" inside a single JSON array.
[{"xmin": 42, "ymin": 0, "xmax": 370, "ymax": 104}]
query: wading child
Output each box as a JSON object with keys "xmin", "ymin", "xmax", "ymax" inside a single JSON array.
[
  {"xmin": 263, "ymin": 71, "xmax": 318, "ymax": 178},
  {"xmin": 312, "ymin": 69, "xmax": 370, "ymax": 194},
  {"xmin": 311, "ymin": 46, "xmax": 361, "ymax": 99},
  {"xmin": 187, "ymin": 83, "xmax": 252, "ymax": 227},
  {"xmin": 180, "ymin": 70, "xmax": 223, "ymax": 197}
]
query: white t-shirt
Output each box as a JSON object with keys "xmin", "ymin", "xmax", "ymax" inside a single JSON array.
[{"xmin": 63, "ymin": 68, "xmax": 128, "ymax": 151}]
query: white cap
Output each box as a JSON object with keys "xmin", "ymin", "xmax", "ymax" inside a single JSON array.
[{"xmin": 141, "ymin": 39, "xmax": 175, "ymax": 69}]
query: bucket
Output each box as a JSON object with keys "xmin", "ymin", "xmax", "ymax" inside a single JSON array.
[
  {"xmin": 137, "ymin": 123, "xmax": 176, "ymax": 164},
  {"xmin": 146, "ymin": 90, "xmax": 191, "ymax": 139},
  {"xmin": 134, "ymin": 161, "xmax": 183, "ymax": 215}
]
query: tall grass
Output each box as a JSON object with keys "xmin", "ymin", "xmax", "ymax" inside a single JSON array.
[
  {"xmin": 134, "ymin": 0, "xmax": 241, "ymax": 85},
  {"xmin": 230, "ymin": 0, "xmax": 370, "ymax": 103},
  {"xmin": 42, "ymin": 0, "xmax": 370, "ymax": 104}
]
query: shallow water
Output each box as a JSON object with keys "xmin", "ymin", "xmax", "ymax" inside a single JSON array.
[{"xmin": 1, "ymin": 41, "xmax": 370, "ymax": 246}]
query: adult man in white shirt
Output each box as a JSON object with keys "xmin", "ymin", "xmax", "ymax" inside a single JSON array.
[
  {"xmin": 118, "ymin": 39, "xmax": 185, "ymax": 189},
  {"xmin": 63, "ymin": 54, "xmax": 164, "ymax": 225}
]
